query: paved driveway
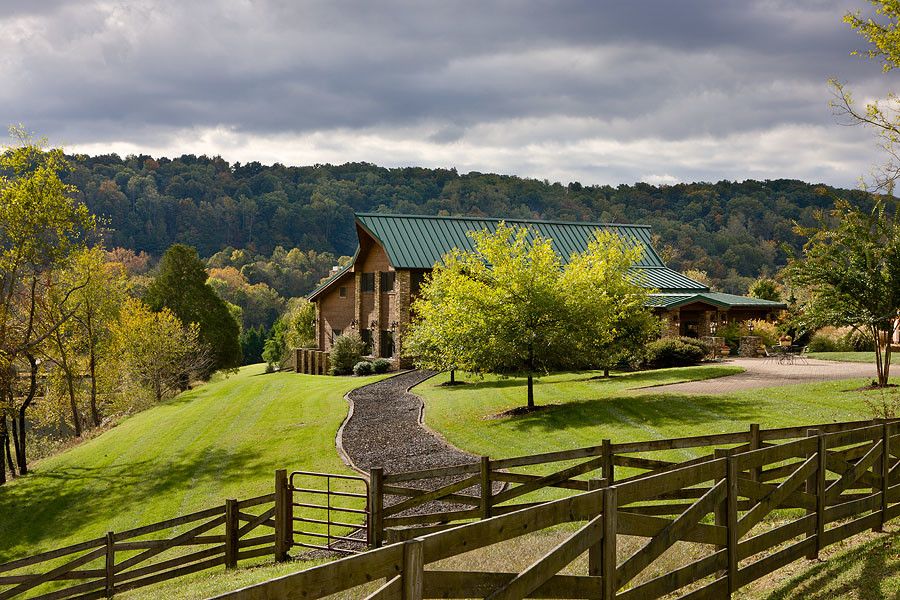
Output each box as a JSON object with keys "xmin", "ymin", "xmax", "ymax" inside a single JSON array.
[{"xmin": 645, "ymin": 358, "xmax": 878, "ymax": 395}]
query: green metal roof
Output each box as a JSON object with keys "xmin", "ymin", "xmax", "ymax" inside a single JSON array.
[
  {"xmin": 647, "ymin": 292, "xmax": 787, "ymax": 310},
  {"xmin": 355, "ymin": 213, "xmax": 668, "ymax": 269},
  {"xmin": 309, "ymin": 213, "xmax": 723, "ymax": 299},
  {"xmin": 639, "ymin": 268, "xmax": 708, "ymax": 293},
  {"xmin": 702, "ymin": 292, "xmax": 787, "ymax": 308}
]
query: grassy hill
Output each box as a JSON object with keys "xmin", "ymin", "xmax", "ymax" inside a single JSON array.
[{"xmin": 0, "ymin": 365, "xmax": 383, "ymax": 562}]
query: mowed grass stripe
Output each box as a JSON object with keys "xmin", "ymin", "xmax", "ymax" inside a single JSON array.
[{"xmin": 0, "ymin": 365, "xmax": 387, "ymax": 562}]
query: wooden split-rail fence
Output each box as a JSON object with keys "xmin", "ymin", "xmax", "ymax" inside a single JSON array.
[
  {"xmin": 218, "ymin": 419, "xmax": 900, "ymax": 599},
  {"xmin": 0, "ymin": 469, "xmax": 370, "ymax": 599},
  {"xmin": 368, "ymin": 417, "xmax": 899, "ymax": 546},
  {"xmin": 4, "ymin": 417, "xmax": 900, "ymax": 599}
]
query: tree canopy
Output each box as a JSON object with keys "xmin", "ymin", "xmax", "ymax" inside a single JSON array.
[
  {"xmin": 60, "ymin": 153, "xmax": 881, "ymax": 295},
  {"xmin": 404, "ymin": 224, "xmax": 652, "ymax": 409},
  {"xmin": 145, "ymin": 244, "xmax": 242, "ymax": 373},
  {"xmin": 786, "ymin": 199, "xmax": 900, "ymax": 386}
]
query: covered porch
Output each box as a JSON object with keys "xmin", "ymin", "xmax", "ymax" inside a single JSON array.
[{"xmin": 649, "ymin": 292, "xmax": 786, "ymax": 339}]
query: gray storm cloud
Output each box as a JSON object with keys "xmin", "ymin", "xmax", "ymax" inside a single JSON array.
[{"xmin": 0, "ymin": 0, "xmax": 893, "ymax": 187}]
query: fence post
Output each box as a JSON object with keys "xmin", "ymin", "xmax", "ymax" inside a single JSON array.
[
  {"xmin": 274, "ymin": 469, "xmax": 290, "ymax": 562},
  {"xmin": 880, "ymin": 423, "xmax": 890, "ymax": 532},
  {"xmin": 225, "ymin": 499, "xmax": 238, "ymax": 569},
  {"xmin": 105, "ymin": 531, "xmax": 115, "ymax": 598},
  {"xmin": 402, "ymin": 538, "xmax": 424, "ymax": 600},
  {"xmin": 601, "ymin": 486, "xmax": 617, "ymax": 600},
  {"xmin": 480, "ymin": 456, "xmax": 492, "ymax": 520},
  {"xmin": 726, "ymin": 457, "xmax": 738, "ymax": 595},
  {"xmin": 588, "ymin": 479, "xmax": 603, "ymax": 578},
  {"xmin": 815, "ymin": 432, "xmax": 826, "ymax": 558},
  {"xmin": 805, "ymin": 429, "xmax": 819, "ymax": 558},
  {"xmin": 370, "ymin": 467, "xmax": 384, "ymax": 548},
  {"xmin": 602, "ymin": 439, "xmax": 614, "ymax": 485},
  {"xmin": 713, "ymin": 448, "xmax": 729, "ymax": 567},
  {"xmin": 749, "ymin": 423, "xmax": 761, "ymax": 482}
]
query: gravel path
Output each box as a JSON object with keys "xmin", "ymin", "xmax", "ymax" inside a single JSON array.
[
  {"xmin": 340, "ymin": 369, "xmax": 476, "ymax": 474},
  {"xmin": 644, "ymin": 357, "xmax": 877, "ymax": 394},
  {"xmin": 338, "ymin": 369, "xmax": 498, "ymax": 519}
]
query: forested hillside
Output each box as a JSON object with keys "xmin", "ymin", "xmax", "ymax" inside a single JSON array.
[{"xmin": 64, "ymin": 153, "xmax": 875, "ymax": 294}]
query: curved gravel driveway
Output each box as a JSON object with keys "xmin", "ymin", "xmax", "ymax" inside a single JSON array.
[
  {"xmin": 339, "ymin": 369, "xmax": 476, "ymax": 476},
  {"xmin": 338, "ymin": 370, "xmax": 500, "ymax": 519},
  {"xmin": 644, "ymin": 357, "xmax": 877, "ymax": 394}
]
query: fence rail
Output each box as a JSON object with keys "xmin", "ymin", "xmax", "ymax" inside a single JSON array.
[
  {"xmin": 0, "ymin": 483, "xmax": 283, "ymax": 599},
  {"xmin": 217, "ymin": 421, "xmax": 900, "ymax": 600},
  {"xmin": 4, "ymin": 417, "xmax": 899, "ymax": 599},
  {"xmin": 372, "ymin": 417, "xmax": 900, "ymax": 544}
]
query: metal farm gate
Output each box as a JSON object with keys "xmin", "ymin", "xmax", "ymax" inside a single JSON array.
[{"xmin": 289, "ymin": 471, "xmax": 370, "ymax": 554}]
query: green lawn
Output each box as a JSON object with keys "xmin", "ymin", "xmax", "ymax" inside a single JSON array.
[
  {"xmin": 0, "ymin": 365, "xmax": 384, "ymax": 562},
  {"xmin": 809, "ymin": 351, "xmax": 876, "ymax": 363},
  {"xmin": 417, "ymin": 366, "xmax": 890, "ymax": 461}
]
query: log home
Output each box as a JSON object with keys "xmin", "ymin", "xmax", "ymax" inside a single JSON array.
[{"xmin": 302, "ymin": 213, "xmax": 785, "ymax": 372}]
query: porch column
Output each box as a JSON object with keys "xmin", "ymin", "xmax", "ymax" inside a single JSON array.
[{"xmin": 373, "ymin": 272, "xmax": 382, "ymax": 357}]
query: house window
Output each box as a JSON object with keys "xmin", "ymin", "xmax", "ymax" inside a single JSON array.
[
  {"xmin": 361, "ymin": 273, "xmax": 375, "ymax": 292},
  {"xmin": 380, "ymin": 330, "xmax": 395, "ymax": 358},
  {"xmin": 339, "ymin": 286, "xmax": 347, "ymax": 298},
  {"xmin": 331, "ymin": 328, "xmax": 342, "ymax": 343},
  {"xmin": 380, "ymin": 271, "xmax": 395, "ymax": 292}
]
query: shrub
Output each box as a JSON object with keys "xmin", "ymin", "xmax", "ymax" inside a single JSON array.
[
  {"xmin": 808, "ymin": 327, "xmax": 854, "ymax": 353},
  {"xmin": 645, "ymin": 338, "xmax": 706, "ymax": 368},
  {"xmin": 841, "ymin": 329, "xmax": 875, "ymax": 351},
  {"xmin": 371, "ymin": 358, "xmax": 392, "ymax": 374},
  {"xmin": 330, "ymin": 332, "xmax": 367, "ymax": 375},
  {"xmin": 353, "ymin": 361, "xmax": 374, "ymax": 376},
  {"xmin": 718, "ymin": 322, "xmax": 742, "ymax": 353},
  {"xmin": 745, "ymin": 320, "xmax": 779, "ymax": 348},
  {"xmin": 677, "ymin": 336, "xmax": 712, "ymax": 355}
]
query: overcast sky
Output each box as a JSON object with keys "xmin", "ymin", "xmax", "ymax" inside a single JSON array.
[{"xmin": 1, "ymin": 0, "xmax": 895, "ymax": 188}]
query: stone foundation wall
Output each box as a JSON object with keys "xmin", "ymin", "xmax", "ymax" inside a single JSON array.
[{"xmin": 739, "ymin": 336, "xmax": 762, "ymax": 358}]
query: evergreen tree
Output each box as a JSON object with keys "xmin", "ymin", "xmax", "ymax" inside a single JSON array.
[{"xmin": 145, "ymin": 244, "xmax": 241, "ymax": 374}]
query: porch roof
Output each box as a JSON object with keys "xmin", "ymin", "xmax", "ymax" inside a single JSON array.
[{"xmin": 648, "ymin": 292, "xmax": 787, "ymax": 310}]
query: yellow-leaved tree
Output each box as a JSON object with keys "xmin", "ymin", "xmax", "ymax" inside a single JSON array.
[{"xmin": 404, "ymin": 224, "xmax": 654, "ymax": 410}]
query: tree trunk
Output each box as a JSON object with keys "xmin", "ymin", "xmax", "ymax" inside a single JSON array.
[
  {"xmin": 1, "ymin": 413, "xmax": 14, "ymax": 484},
  {"xmin": 65, "ymin": 368, "xmax": 82, "ymax": 438},
  {"xmin": 450, "ymin": 370, "xmax": 455, "ymax": 384},
  {"xmin": 88, "ymin": 342, "xmax": 100, "ymax": 426},
  {"xmin": 526, "ymin": 342, "xmax": 535, "ymax": 410},
  {"xmin": 16, "ymin": 353, "xmax": 39, "ymax": 475},
  {"xmin": 0, "ymin": 415, "xmax": 8, "ymax": 485},
  {"xmin": 603, "ymin": 367, "xmax": 610, "ymax": 378},
  {"xmin": 874, "ymin": 326, "xmax": 886, "ymax": 386}
]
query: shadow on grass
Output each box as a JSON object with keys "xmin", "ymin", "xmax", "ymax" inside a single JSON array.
[
  {"xmin": 0, "ymin": 445, "xmax": 267, "ymax": 560},
  {"xmin": 499, "ymin": 393, "xmax": 761, "ymax": 433},
  {"xmin": 432, "ymin": 366, "xmax": 742, "ymax": 393},
  {"xmin": 763, "ymin": 530, "xmax": 900, "ymax": 600}
]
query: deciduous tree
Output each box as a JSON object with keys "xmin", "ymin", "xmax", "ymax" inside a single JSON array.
[
  {"xmin": 110, "ymin": 298, "xmax": 208, "ymax": 404},
  {"xmin": 0, "ymin": 127, "xmax": 94, "ymax": 477},
  {"xmin": 786, "ymin": 198, "xmax": 900, "ymax": 386},
  {"xmin": 405, "ymin": 224, "xmax": 651, "ymax": 409}
]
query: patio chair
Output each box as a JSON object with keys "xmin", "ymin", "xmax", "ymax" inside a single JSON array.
[
  {"xmin": 796, "ymin": 345, "xmax": 810, "ymax": 365},
  {"xmin": 762, "ymin": 346, "xmax": 776, "ymax": 364}
]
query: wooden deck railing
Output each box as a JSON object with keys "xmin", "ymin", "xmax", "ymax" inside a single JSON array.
[{"xmin": 215, "ymin": 421, "xmax": 900, "ymax": 600}]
